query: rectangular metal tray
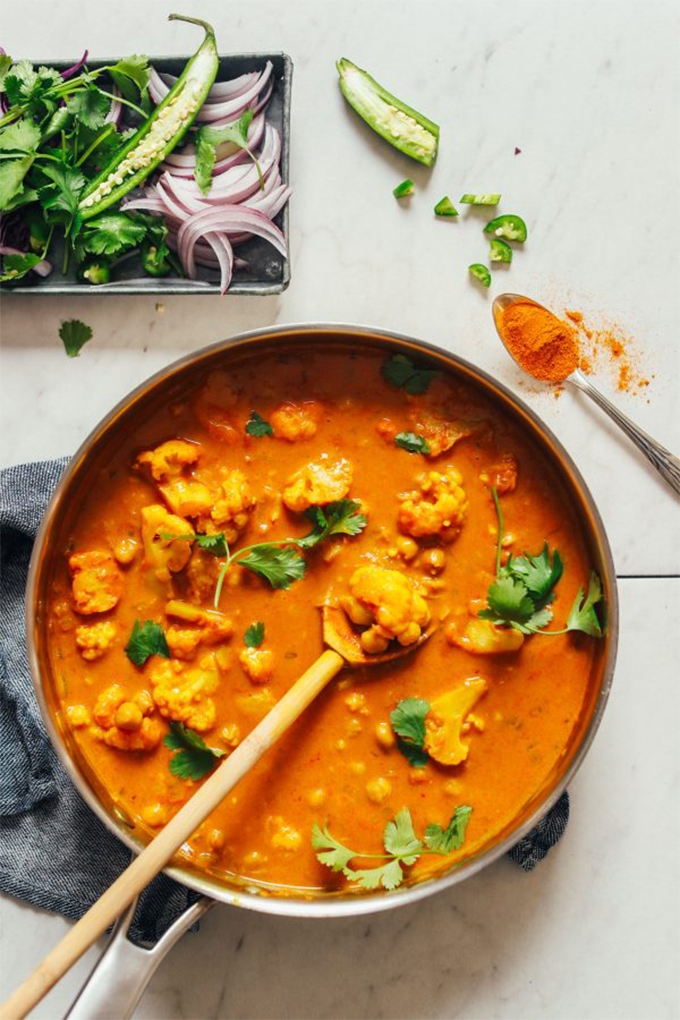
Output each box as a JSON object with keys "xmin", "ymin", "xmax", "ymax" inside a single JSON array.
[{"xmin": 3, "ymin": 52, "xmax": 292, "ymax": 296}]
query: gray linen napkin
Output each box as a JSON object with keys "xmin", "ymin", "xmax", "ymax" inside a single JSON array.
[{"xmin": 0, "ymin": 459, "xmax": 568, "ymax": 938}]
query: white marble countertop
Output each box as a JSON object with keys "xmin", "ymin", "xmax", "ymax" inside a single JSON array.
[{"xmin": 1, "ymin": 1, "xmax": 678, "ymax": 1018}]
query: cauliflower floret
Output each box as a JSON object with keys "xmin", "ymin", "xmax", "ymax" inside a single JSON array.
[
  {"xmin": 479, "ymin": 453, "xmax": 519, "ymax": 496},
  {"xmin": 90, "ymin": 684, "xmax": 161, "ymax": 752},
  {"xmin": 270, "ymin": 401, "xmax": 321, "ymax": 441},
  {"xmin": 207, "ymin": 469, "xmax": 256, "ymax": 542},
  {"xmin": 282, "ymin": 456, "xmax": 353, "ymax": 513},
  {"xmin": 268, "ymin": 816, "xmax": 302, "ymax": 852},
  {"xmin": 446, "ymin": 617, "xmax": 524, "ymax": 655},
  {"xmin": 239, "ymin": 646, "xmax": 275, "ymax": 684},
  {"xmin": 148, "ymin": 657, "xmax": 219, "ymax": 732},
  {"xmin": 140, "ymin": 505, "xmax": 194, "ymax": 582},
  {"xmin": 405, "ymin": 411, "xmax": 482, "ymax": 458},
  {"xmin": 341, "ymin": 564, "xmax": 430, "ymax": 654},
  {"xmin": 137, "ymin": 439, "xmax": 200, "ymax": 482},
  {"xmin": 69, "ymin": 551, "xmax": 123, "ymax": 615},
  {"xmin": 423, "ymin": 677, "xmax": 488, "ymax": 765},
  {"xmin": 397, "ymin": 465, "xmax": 468, "ymax": 543},
  {"xmin": 165, "ymin": 600, "xmax": 233, "ymax": 661},
  {"xmin": 75, "ymin": 620, "xmax": 117, "ymax": 661},
  {"xmin": 159, "ymin": 478, "xmax": 214, "ymax": 519}
]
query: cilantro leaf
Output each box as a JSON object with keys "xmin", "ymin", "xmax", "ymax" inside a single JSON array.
[
  {"xmin": 383, "ymin": 807, "xmax": 422, "ymax": 864},
  {"xmin": 296, "ymin": 500, "xmax": 368, "ymax": 550},
  {"xmin": 395, "ymin": 432, "xmax": 431, "ymax": 455},
  {"xmin": 195, "ymin": 532, "xmax": 229, "ymax": 557},
  {"xmin": 237, "ymin": 546, "xmax": 307, "ymax": 589},
  {"xmin": 381, "ymin": 353, "xmax": 441, "ymax": 395},
  {"xmin": 390, "ymin": 697, "xmax": 431, "ymax": 767},
  {"xmin": 80, "ymin": 212, "xmax": 147, "ymax": 257},
  {"xmin": 0, "ymin": 54, "xmax": 12, "ymax": 83},
  {"xmin": 0, "ymin": 153, "xmax": 35, "ymax": 210},
  {"xmin": 108, "ymin": 55, "xmax": 150, "ymax": 105},
  {"xmin": 3, "ymin": 61, "xmax": 39, "ymax": 107},
  {"xmin": 0, "ymin": 117, "xmax": 40, "ymax": 153},
  {"xmin": 311, "ymin": 822, "xmax": 356, "ymax": 871},
  {"xmin": 164, "ymin": 721, "xmax": 227, "ymax": 781},
  {"xmin": 39, "ymin": 163, "xmax": 86, "ymax": 218},
  {"xmin": 347, "ymin": 859, "xmax": 405, "ymax": 891},
  {"xmin": 244, "ymin": 621, "xmax": 265, "ymax": 648},
  {"xmin": 245, "ymin": 410, "xmax": 273, "ymax": 437},
  {"xmin": 424, "ymin": 806, "xmax": 473, "ymax": 853},
  {"xmin": 504, "ymin": 544, "xmax": 563, "ymax": 606},
  {"xmin": 195, "ymin": 110, "xmax": 261, "ymax": 196},
  {"xmin": 58, "ymin": 319, "xmax": 93, "ymax": 358},
  {"xmin": 566, "ymin": 572, "xmax": 604, "ymax": 637},
  {"xmin": 0, "ymin": 251, "xmax": 41, "ymax": 283},
  {"xmin": 479, "ymin": 575, "xmax": 536, "ymax": 628},
  {"xmin": 125, "ymin": 618, "xmax": 169, "ymax": 667},
  {"xmin": 66, "ymin": 87, "xmax": 111, "ymax": 130}
]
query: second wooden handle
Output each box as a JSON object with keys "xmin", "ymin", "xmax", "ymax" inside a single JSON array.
[{"xmin": 0, "ymin": 648, "xmax": 345, "ymax": 1020}]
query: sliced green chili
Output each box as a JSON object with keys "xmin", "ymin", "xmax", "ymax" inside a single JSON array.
[
  {"xmin": 483, "ymin": 214, "xmax": 527, "ymax": 243},
  {"xmin": 77, "ymin": 259, "xmax": 110, "ymax": 285},
  {"xmin": 393, "ymin": 178, "xmax": 415, "ymax": 198},
  {"xmin": 77, "ymin": 15, "xmax": 219, "ymax": 220},
  {"xmin": 336, "ymin": 57, "xmax": 439, "ymax": 167},
  {"xmin": 460, "ymin": 193, "xmax": 501, "ymax": 206},
  {"xmin": 489, "ymin": 238, "xmax": 513, "ymax": 263},
  {"xmin": 469, "ymin": 263, "xmax": 491, "ymax": 287},
  {"xmin": 434, "ymin": 196, "xmax": 458, "ymax": 217}
]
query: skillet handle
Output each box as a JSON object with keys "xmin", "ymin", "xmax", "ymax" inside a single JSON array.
[{"xmin": 65, "ymin": 895, "xmax": 215, "ymax": 1020}]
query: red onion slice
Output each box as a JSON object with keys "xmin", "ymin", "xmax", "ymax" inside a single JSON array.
[
  {"xmin": 61, "ymin": 50, "xmax": 88, "ymax": 79},
  {"xmin": 177, "ymin": 206, "xmax": 286, "ymax": 280}
]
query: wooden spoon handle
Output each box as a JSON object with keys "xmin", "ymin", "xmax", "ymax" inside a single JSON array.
[{"xmin": 0, "ymin": 648, "xmax": 345, "ymax": 1020}]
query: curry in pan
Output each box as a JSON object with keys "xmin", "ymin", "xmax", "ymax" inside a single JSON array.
[{"xmin": 44, "ymin": 342, "xmax": 606, "ymax": 894}]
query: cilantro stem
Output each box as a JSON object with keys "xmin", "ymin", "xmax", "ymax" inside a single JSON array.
[
  {"xmin": 96, "ymin": 88, "xmax": 148, "ymax": 120},
  {"xmin": 491, "ymin": 485, "xmax": 504, "ymax": 578},
  {"xmin": 75, "ymin": 122, "xmax": 116, "ymax": 166},
  {"xmin": 213, "ymin": 539, "xmax": 294, "ymax": 608}
]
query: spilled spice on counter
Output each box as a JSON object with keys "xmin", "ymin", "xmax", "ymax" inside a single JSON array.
[
  {"xmin": 564, "ymin": 309, "xmax": 651, "ymax": 395},
  {"xmin": 498, "ymin": 301, "xmax": 579, "ymax": 382}
]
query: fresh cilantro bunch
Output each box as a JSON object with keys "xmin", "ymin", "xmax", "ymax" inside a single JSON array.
[
  {"xmin": 312, "ymin": 805, "xmax": 472, "ymax": 890},
  {"xmin": 479, "ymin": 487, "xmax": 605, "ymax": 637},
  {"xmin": 0, "ymin": 52, "xmax": 171, "ymax": 288}
]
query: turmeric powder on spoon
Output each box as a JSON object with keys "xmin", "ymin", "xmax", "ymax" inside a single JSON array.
[{"xmin": 497, "ymin": 300, "xmax": 579, "ymax": 382}]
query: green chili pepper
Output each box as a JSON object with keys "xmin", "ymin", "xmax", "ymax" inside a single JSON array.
[
  {"xmin": 41, "ymin": 106, "xmax": 72, "ymax": 144},
  {"xmin": 77, "ymin": 14, "xmax": 219, "ymax": 221},
  {"xmin": 434, "ymin": 196, "xmax": 458, "ymax": 217},
  {"xmin": 460, "ymin": 193, "xmax": 501, "ymax": 206},
  {"xmin": 77, "ymin": 259, "xmax": 110, "ymax": 285},
  {"xmin": 393, "ymin": 178, "xmax": 415, "ymax": 198},
  {"xmin": 489, "ymin": 238, "xmax": 512, "ymax": 263},
  {"xmin": 483, "ymin": 214, "xmax": 527, "ymax": 243},
  {"xmin": 141, "ymin": 242, "xmax": 171, "ymax": 277},
  {"xmin": 336, "ymin": 58, "xmax": 439, "ymax": 167},
  {"xmin": 469, "ymin": 263, "xmax": 491, "ymax": 287}
]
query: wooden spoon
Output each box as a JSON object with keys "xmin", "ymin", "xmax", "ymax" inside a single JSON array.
[{"xmin": 0, "ymin": 605, "xmax": 435, "ymax": 1020}]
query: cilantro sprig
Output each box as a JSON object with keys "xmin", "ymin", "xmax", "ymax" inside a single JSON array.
[
  {"xmin": 194, "ymin": 109, "xmax": 263, "ymax": 197},
  {"xmin": 245, "ymin": 411, "xmax": 274, "ymax": 437},
  {"xmin": 478, "ymin": 486, "xmax": 605, "ymax": 637},
  {"xmin": 390, "ymin": 697, "xmax": 431, "ymax": 767},
  {"xmin": 244, "ymin": 621, "xmax": 265, "ymax": 648},
  {"xmin": 312, "ymin": 805, "xmax": 472, "ymax": 890},
  {"xmin": 58, "ymin": 319, "xmax": 93, "ymax": 357},
  {"xmin": 394, "ymin": 431, "xmax": 431, "ymax": 455},
  {"xmin": 164, "ymin": 721, "xmax": 227, "ymax": 781},
  {"xmin": 163, "ymin": 499, "xmax": 368, "ymax": 607}
]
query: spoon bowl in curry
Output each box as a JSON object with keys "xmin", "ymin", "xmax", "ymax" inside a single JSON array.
[{"xmin": 492, "ymin": 292, "xmax": 680, "ymax": 495}]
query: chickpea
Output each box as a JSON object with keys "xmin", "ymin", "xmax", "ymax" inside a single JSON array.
[
  {"xmin": 113, "ymin": 537, "xmax": 139, "ymax": 565},
  {"xmin": 114, "ymin": 702, "xmax": 143, "ymax": 732},
  {"xmin": 307, "ymin": 788, "xmax": 326, "ymax": 808},
  {"xmin": 344, "ymin": 691, "xmax": 366, "ymax": 713},
  {"xmin": 207, "ymin": 828, "xmax": 226, "ymax": 851},
  {"xmin": 67, "ymin": 704, "xmax": 91, "ymax": 729},
  {"xmin": 341, "ymin": 595, "xmax": 373, "ymax": 627},
  {"xmin": 373, "ymin": 721, "xmax": 394, "ymax": 750},
  {"xmin": 421, "ymin": 548, "xmax": 446, "ymax": 574},
  {"xmin": 141, "ymin": 802, "xmax": 168, "ymax": 828},
  {"xmin": 365, "ymin": 777, "xmax": 392, "ymax": 804},
  {"xmin": 349, "ymin": 761, "xmax": 367, "ymax": 776},
  {"xmin": 396, "ymin": 536, "xmax": 419, "ymax": 561},
  {"xmin": 360, "ymin": 628, "xmax": 389, "ymax": 655}
]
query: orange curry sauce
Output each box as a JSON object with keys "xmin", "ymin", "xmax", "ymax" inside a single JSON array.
[{"xmin": 46, "ymin": 345, "xmax": 599, "ymax": 896}]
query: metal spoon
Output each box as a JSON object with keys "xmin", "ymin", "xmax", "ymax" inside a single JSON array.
[{"xmin": 492, "ymin": 293, "xmax": 680, "ymax": 495}]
